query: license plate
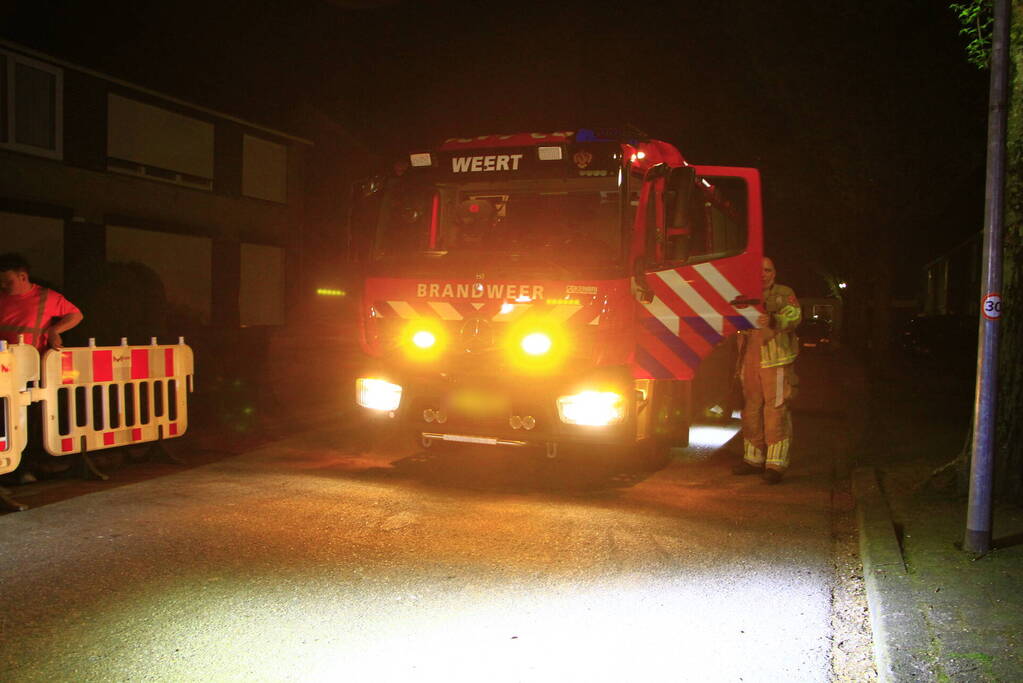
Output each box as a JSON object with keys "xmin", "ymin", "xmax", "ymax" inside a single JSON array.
[{"xmin": 448, "ymin": 389, "xmax": 510, "ymax": 417}]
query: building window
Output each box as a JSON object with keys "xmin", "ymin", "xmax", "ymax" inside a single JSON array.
[
  {"xmin": 107, "ymin": 226, "xmax": 213, "ymax": 325},
  {"xmin": 1, "ymin": 49, "xmax": 63, "ymax": 160},
  {"xmin": 240, "ymin": 243, "xmax": 285, "ymax": 326},
  {"xmin": 242, "ymin": 134, "xmax": 287, "ymax": 203},
  {"xmin": 107, "ymin": 94, "xmax": 214, "ymax": 191}
]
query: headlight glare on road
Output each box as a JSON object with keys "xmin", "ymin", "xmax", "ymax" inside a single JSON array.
[
  {"xmin": 557, "ymin": 390, "xmax": 626, "ymax": 426},
  {"xmin": 356, "ymin": 378, "xmax": 402, "ymax": 411}
]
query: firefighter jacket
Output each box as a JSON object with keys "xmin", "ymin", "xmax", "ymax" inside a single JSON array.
[{"xmin": 739, "ymin": 283, "xmax": 801, "ymax": 369}]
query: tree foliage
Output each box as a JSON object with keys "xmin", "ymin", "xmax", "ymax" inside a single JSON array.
[
  {"xmin": 953, "ymin": 0, "xmax": 995, "ymax": 67},
  {"xmin": 1000, "ymin": 2, "xmax": 1023, "ymax": 499}
]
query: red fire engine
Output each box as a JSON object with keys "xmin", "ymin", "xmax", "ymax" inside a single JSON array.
[{"xmin": 351, "ymin": 128, "xmax": 763, "ymax": 465}]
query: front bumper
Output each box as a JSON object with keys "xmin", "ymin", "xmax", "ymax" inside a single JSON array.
[{"xmin": 357, "ymin": 365, "xmax": 639, "ymax": 448}]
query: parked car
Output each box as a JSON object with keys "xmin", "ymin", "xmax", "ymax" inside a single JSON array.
[{"xmin": 797, "ymin": 316, "xmax": 832, "ymax": 351}]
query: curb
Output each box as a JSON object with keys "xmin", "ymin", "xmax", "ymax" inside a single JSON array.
[{"xmin": 852, "ymin": 467, "xmax": 933, "ymax": 682}]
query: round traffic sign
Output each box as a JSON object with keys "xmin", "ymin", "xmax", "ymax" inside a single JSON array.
[{"xmin": 982, "ymin": 293, "xmax": 1002, "ymax": 320}]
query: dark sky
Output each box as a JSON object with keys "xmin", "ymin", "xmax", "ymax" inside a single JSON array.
[{"xmin": 2, "ymin": 0, "xmax": 990, "ymax": 298}]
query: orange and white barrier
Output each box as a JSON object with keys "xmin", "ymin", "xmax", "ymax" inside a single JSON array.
[
  {"xmin": 36, "ymin": 338, "xmax": 194, "ymax": 457},
  {"xmin": 0, "ymin": 341, "xmax": 41, "ymax": 475}
]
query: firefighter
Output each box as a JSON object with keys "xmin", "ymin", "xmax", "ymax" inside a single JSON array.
[{"xmin": 732, "ymin": 257, "xmax": 800, "ymax": 484}]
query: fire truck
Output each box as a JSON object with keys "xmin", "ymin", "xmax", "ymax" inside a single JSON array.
[{"xmin": 350, "ymin": 128, "xmax": 763, "ymax": 465}]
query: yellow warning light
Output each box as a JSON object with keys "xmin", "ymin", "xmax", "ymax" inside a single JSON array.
[
  {"xmin": 520, "ymin": 332, "xmax": 552, "ymax": 356},
  {"xmin": 504, "ymin": 320, "xmax": 570, "ymax": 372},
  {"xmin": 402, "ymin": 319, "xmax": 447, "ymax": 361},
  {"xmin": 412, "ymin": 330, "xmax": 437, "ymax": 349},
  {"xmin": 316, "ymin": 288, "xmax": 347, "ymax": 297}
]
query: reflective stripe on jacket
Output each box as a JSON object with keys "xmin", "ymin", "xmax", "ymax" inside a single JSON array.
[{"xmin": 759, "ymin": 283, "xmax": 800, "ymax": 368}]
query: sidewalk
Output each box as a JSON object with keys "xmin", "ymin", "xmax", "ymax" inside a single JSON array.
[{"xmin": 850, "ymin": 354, "xmax": 1023, "ymax": 681}]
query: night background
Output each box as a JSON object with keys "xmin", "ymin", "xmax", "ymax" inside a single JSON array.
[
  {"xmin": 1, "ymin": 0, "xmax": 989, "ymax": 306},
  {"xmin": 4, "ymin": 3, "xmax": 1023, "ymax": 679}
]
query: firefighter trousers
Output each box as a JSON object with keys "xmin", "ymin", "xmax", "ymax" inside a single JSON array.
[{"xmin": 740, "ymin": 362, "xmax": 795, "ymax": 472}]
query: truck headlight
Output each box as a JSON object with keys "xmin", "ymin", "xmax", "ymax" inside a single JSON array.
[
  {"xmin": 556, "ymin": 391, "xmax": 626, "ymax": 426},
  {"xmin": 356, "ymin": 378, "xmax": 403, "ymax": 411}
]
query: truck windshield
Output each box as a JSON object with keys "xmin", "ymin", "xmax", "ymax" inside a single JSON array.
[{"xmin": 373, "ymin": 175, "xmax": 623, "ymax": 272}]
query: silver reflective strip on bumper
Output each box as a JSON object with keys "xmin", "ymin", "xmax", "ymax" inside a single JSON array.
[{"xmin": 421, "ymin": 433, "xmax": 530, "ymax": 447}]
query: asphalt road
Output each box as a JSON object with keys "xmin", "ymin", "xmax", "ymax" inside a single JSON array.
[{"xmin": 0, "ymin": 351, "xmax": 848, "ymax": 682}]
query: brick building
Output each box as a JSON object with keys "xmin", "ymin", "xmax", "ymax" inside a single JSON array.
[{"xmin": 1, "ymin": 40, "xmax": 350, "ymax": 434}]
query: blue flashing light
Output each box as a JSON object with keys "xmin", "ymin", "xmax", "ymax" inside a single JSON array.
[
  {"xmin": 576, "ymin": 129, "xmax": 606, "ymax": 142},
  {"xmin": 575, "ymin": 128, "xmax": 642, "ymax": 145}
]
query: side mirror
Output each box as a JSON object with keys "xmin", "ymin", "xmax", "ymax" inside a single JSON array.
[
  {"xmin": 347, "ymin": 176, "xmax": 384, "ymax": 264},
  {"xmin": 644, "ymin": 162, "xmax": 671, "ymax": 180},
  {"xmin": 357, "ymin": 175, "xmax": 385, "ymax": 198},
  {"xmin": 633, "ymin": 257, "xmax": 654, "ymax": 304}
]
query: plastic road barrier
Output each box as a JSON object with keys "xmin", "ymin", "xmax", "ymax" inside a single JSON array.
[
  {"xmin": 36, "ymin": 338, "xmax": 194, "ymax": 457},
  {"xmin": 0, "ymin": 340, "xmax": 41, "ymax": 475}
]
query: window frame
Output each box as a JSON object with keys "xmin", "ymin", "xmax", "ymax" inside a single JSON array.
[
  {"xmin": 1, "ymin": 49, "xmax": 63, "ymax": 160},
  {"xmin": 658, "ymin": 174, "xmax": 749, "ymax": 268},
  {"xmin": 106, "ymin": 93, "xmax": 215, "ymax": 191},
  {"xmin": 373, "ymin": 175, "xmax": 622, "ymax": 263}
]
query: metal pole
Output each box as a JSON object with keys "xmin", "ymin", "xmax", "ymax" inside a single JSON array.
[{"xmin": 964, "ymin": 0, "xmax": 1010, "ymax": 555}]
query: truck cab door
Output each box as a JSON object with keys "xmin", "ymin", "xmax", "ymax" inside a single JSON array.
[{"xmin": 634, "ymin": 165, "xmax": 764, "ymax": 381}]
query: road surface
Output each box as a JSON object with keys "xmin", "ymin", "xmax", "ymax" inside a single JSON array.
[{"xmin": 0, "ymin": 352, "xmax": 851, "ymax": 682}]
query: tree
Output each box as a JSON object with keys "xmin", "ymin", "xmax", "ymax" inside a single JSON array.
[{"xmin": 953, "ymin": 0, "xmax": 1023, "ymax": 500}]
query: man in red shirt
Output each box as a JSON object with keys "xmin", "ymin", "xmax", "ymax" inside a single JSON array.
[
  {"xmin": 0, "ymin": 253, "xmax": 84, "ymax": 486},
  {"xmin": 0, "ymin": 253, "xmax": 83, "ymax": 350}
]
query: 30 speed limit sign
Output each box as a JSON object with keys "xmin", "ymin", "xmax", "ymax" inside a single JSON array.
[{"xmin": 982, "ymin": 293, "xmax": 1002, "ymax": 320}]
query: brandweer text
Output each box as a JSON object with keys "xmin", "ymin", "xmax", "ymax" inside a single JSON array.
[{"xmin": 416, "ymin": 283, "xmax": 545, "ymax": 299}]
